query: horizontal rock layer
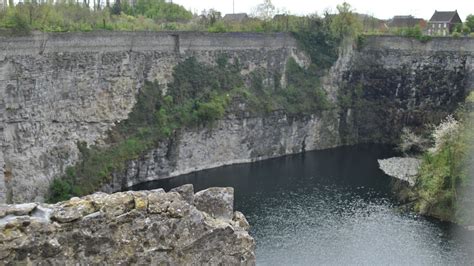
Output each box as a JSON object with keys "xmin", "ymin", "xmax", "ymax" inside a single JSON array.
[{"xmin": 0, "ymin": 185, "xmax": 255, "ymax": 265}]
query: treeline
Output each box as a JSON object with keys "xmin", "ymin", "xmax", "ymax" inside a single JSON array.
[
  {"xmin": 0, "ymin": 0, "xmax": 193, "ymax": 32},
  {"xmin": 1, "ymin": 0, "xmax": 474, "ymax": 39},
  {"xmin": 0, "ymin": 0, "xmax": 366, "ymax": 37}
]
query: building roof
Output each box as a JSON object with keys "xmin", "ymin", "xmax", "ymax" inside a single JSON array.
[
  {"xmin": 388, "ymin": 15, "xmax": 425, "ymax": 28},
  {"xmin": 223, "ymin": 13, "xmax": 249, "ymax": 22},
  {"xmin": 429, "ymin": 11, "xmax": 461, "ymax": 23}
]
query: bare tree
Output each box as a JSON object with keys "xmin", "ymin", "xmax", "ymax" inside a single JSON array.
[{"xmin": 252, "ymin": 0, "xmax": 277, "ymax": 21}]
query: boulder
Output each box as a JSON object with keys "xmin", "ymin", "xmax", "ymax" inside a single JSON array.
[
  {"xmin": 378, "ymin": 157, "xmax": 421, "ymax": 186},
  {"xmin": 51, "ymin": 198, "xmax": 97, "ymax": 223},
  {"xmin": 0, "ymin": 203, "xmax": 37, "ymax": 217},
  {"xmin": 194, "ymin": 187, "xmax": 234, "ymax": 220},
  {"xmin": 100, "ymin": 192, "xmax": 134, "ymax": 218},
  {"xmin": 170, "ymin": 184, "xmax": 194, "ymax": 205}
]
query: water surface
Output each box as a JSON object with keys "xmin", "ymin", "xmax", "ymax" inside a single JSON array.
[{"xmin": 131, "ymin": 144, "xmax": 474, "ymax": 265}]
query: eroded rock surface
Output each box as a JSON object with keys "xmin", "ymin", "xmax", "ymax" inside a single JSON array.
[{"xmin": 0, "ymin": 185, "xmax": 255, "ymax": 265}]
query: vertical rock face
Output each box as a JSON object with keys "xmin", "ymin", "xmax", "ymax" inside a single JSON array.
[
  {"xmin": 337, "ymin": 37, "xmax": 474, "ymax": 145},
  {"xmin": 0, "ymin": 185, "xmax": 256, "ymax": 265},
  {"xmin": 0, "ymin": 32, "xmax": 307, "ymax": 203},
  {"xmin": 104, "ymin": 111, "xmax": 341, "ymax": 192}
]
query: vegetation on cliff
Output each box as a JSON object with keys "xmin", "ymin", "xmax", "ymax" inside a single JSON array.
[{"xmin": 412, "ymin": 93, "xmax": 474, "ymax": 224}]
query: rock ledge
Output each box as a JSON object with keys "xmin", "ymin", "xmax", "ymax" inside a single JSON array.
[
  {"xmin": 0, "ymin": 185, "xmax": 255, "ymax": 265},
  {"xmin": 378, "ymin": 157, "xmax": 421, "ymax": 186}
]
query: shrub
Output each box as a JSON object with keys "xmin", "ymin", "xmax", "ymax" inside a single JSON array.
[
  {"xmin": 398, "ymin": 127, "xmax": 432, "ymax": 155},
  {"xmin": 414, "ymin": 103, "xmax": 474, "ymax": 224},
  {"xmin": 48, "ymin": 178, "xmax": 75, "ymax": 203},
  {"xmin": 3, "ymin": 9, "xmax": 30, "ymax": 34},
  {"xmin": 452, "ymin": 32, "xmax": 461, "ymax": 38},
  {"xmin": 208, "ymin": 21, "xmax": 228, "ymax": 33}
]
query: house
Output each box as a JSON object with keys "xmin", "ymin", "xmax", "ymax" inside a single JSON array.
[
  {"xmin": 223, "ymin": 13, "xmax": 249, "ymax": 23},
  {"xmin": 387, "ymin": 15, "xmax": 426, "ymax": 30},
  {"xmin": 427, "ymin": 10, "xmax": 462, "ymax": 36}
]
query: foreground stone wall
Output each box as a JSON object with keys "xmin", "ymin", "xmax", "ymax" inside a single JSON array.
[
  {"xmin": 0, "ymin": 185, "xmax": 255, "ymax": 264},
  {"xmin": 0, "ymin": 31, "xmax": 307, "ymax": 203}
]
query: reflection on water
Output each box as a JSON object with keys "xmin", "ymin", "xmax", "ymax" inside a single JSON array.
[{"xmin": 130, "ymin": 144, "xmax": 474, "ymax": 265}]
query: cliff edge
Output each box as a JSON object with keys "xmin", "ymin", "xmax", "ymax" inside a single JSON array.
[{"xmin": 0, "ymin": 185, "xmax": 255, "ymax": 265}]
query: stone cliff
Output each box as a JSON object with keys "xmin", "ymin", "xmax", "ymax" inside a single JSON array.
[
  {"xmin": 0, "ymin": 31, "xmax": 308, "ymax": 203},
  {"xmin": 338, "ymin": 36, "xmax": 474, "ymax": 144},
  {"xmin": 0, "ymin": 185, "xmax": 255, "ymax": 264},
  {"xmin": 1, "ymin": 32, "xmax": 473, "ymax": 203}
]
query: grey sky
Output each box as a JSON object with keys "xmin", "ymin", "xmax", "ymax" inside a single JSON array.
[{"xmin": 173, "ymin": 0, "xmax": 473, "ymax": 20}]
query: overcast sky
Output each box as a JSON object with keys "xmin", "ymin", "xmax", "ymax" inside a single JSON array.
[{"xmin": 172, "ymin": 0, "xmax": 473, "ymax": 20}]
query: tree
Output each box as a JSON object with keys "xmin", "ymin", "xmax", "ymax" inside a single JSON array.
[
  {"xmin": 330, "ymin": 2, "xmax": 362, "ymax": 39},
  {"xmin": 201, "ymin": 9, "xmax": 221, "ymax": 26},
  {"xmin": 466, "ymin": 14, "xmax": 474, "ymax": 32},
  {"xmin": 252, "ymin": 0, "xmax": 276, "ymax": 21},
  {"xmin": 111, "ymin": 0, "xmax": 122, "ymax": 15}
]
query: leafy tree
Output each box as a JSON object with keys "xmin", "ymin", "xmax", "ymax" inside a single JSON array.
[
  {"xmin": 330, "ymin": 2, "xmax": 362, "ymax": 39},
  {"xmin": 292, "ymin": 15, "xmax": 339, "ymax": 68},
  {"xmin": 201, "ymin": 9, "xmax": 221, "ymax": 27},
  {"xmin": 3, "ymin": 8, "xmax": 30, "ymax": 33},
  {"xmin": 466, "ymin": 14, "xmax": 474, "ymax": 32},
  {"xmin": 128, "ymin": 0, "xmax": 192, "ymax": 22},
  {"xmin": 111, "ymin": 0, "xmax": 122, "ymax": 15}
]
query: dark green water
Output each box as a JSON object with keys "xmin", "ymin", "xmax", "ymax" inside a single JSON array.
[{"xmin": 131, "ymin": 144, "xmax": 474, "ymax": 265}]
